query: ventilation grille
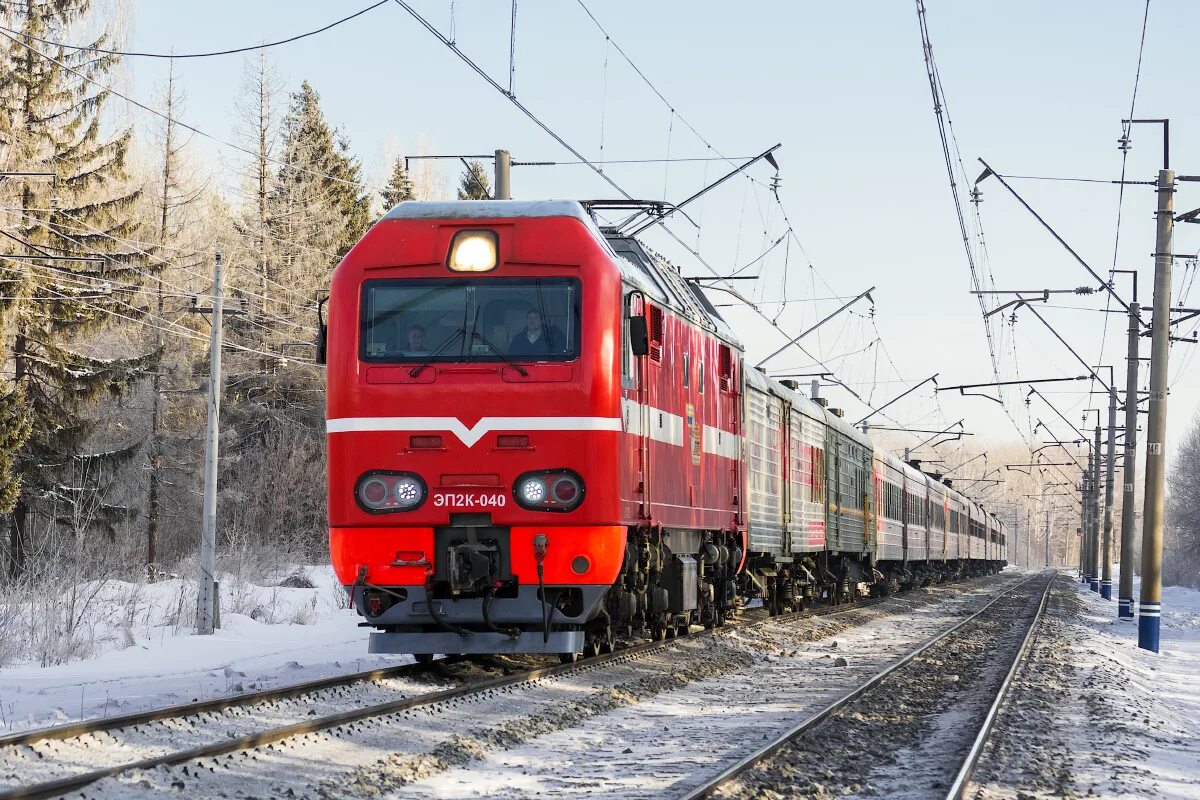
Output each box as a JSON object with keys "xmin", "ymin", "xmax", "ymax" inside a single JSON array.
[
  {"xmin": 649, "ymin": 305, "xmax": 664, "ymax": 363},
  {"xmin": 718, "ymin": 344, "xmax": 733, "ymax": 391}
]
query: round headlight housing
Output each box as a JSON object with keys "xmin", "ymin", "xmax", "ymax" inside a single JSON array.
[
  {"xmin": 355, "ymin": 471, "xmax": 426, "ymax": 513},
  {"xmin": 519, "ymin": 477, "xmax": 546, "ymax": 505},
  {"xmin": 513, "ymin": 469, "xmax": 585, "ymax": 512}
]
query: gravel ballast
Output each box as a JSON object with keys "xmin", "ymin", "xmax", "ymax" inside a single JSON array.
[{"xmin": 58, "ymin": 573, "xmax": 1026, "ymax": 799}]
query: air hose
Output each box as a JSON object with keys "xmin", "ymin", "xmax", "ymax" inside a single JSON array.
[{"xmin": 534, "ymin": 533, "xmax": 549, "ymax": 644}]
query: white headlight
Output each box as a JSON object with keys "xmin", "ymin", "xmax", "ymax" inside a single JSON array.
[
  {"xmin": 393, "ymin": 477, "xmax": 424, "ymax": 507},
  {"xmin": 519, "ymin": 478, "xmax": 546, "ymax": 504},
  {"xmin": 448, "ymin": 230, "xmax": 497, "ymax": 272}
]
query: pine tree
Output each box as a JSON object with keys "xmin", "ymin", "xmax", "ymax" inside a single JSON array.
[
  {"xmin": 457, "ymin": 160, "xmax": 492, "ymax": 200},
  {"xmin": 0, "ymin": 0, "xmax": 156, "ymax": 576},
  {"xmin": 380, "ymin": 156, "xmax": 415, "ymax": 210}
]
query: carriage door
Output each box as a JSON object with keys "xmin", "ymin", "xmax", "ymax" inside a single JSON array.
[
  {"xmin": 827, "ymin": 432, "xmax": 841, "ymax": 550},
  {"xmin": 863, "ymin": 450, "xmax": 875, "ymax": 553},
  {"xmin": 624, "ymin": 295, "xmax": 654, "ymax": 519}
]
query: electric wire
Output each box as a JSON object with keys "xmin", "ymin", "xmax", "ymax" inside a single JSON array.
[
  {"xmin": 0, "ymin": 29, "xmax": 384, "ymax": 193},
  {"xmin": 0, "ymin": 1, "xmax": 388, "ymax": 59}
]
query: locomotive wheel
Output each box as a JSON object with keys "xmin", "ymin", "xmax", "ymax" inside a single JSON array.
[
  {"xmin": 583, "ymin": 639, "xmax": 600, "ymax": 658},
  {"xmin": 559, "ymin": 652, "xmax": 580, "ymax": 664},
  {"xmin": 414, "ymin": 654, "xmax": 435, "ymax": 666},
  {"xmin": 599, "ymin": 640, "xmax": 614, "ymax": 655},
  {"xmin": 651, "ymin": 621, "xmax": 666, "ymax": 641}
]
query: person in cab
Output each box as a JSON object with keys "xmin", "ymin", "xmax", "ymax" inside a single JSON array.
[{"xmin": 508, "ymin": 309, "xmax": 560, "ymax": 356}]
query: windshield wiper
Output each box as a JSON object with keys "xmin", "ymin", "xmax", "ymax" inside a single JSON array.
[
  {"xmin": 471, "ymin": 330, "xmax": 529, "ymax": 376},
  {"xmin": 408, "ymin": 327, "xmax": 466, "ymax": 377}
]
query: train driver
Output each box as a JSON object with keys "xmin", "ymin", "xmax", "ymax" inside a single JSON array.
[
  {"xmin": 508, "ymin": 309, "xmax": 560, "ymax": 356},
  {"xmin": 404, "ymin": 324, "xmax": 430, "ymax": 355}
]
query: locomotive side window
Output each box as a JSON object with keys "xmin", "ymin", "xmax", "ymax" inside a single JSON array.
[
  {"xmin": 682, "ymin": 353, "xmax": 690, "ymax": 388},
  {"xmin": 697, "ymin": 361, "xmax": 704, "ymax": 394},
  {"xmin": 360, "ymin": 277, "xmax": 581, "ymax": 363}
]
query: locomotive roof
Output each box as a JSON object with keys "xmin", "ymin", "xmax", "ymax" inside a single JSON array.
[{"xmin": 381, "ymin": 199, "xmax": 595, "ymax": 223}]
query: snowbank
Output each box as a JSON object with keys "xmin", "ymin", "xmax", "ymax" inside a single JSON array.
[
  {"xmin": 1067, "ymin": 566, "xmax": 1200, "ymax": 798},
  {"xmin": 0, "ymin": 566, "xmax": 407, "ymax": 733}
]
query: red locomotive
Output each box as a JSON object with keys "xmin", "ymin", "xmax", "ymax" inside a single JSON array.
[{"xmin": 321, "ymin": 200, "xmax": 1006, "ymax": 660}]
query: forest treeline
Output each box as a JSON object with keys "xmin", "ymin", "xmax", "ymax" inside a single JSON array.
[{"xmin": 0, "ymin": 1, "xmax": 498, "ymax": 593}]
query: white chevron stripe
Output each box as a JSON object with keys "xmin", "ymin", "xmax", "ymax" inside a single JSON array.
[{"xmin": 327, "ymin": 416, "xmax": 622, "ymax": 447}]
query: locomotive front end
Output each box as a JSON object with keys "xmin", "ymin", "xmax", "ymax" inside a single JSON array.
[{"xmin": 325, "ymin": 201, "xmax": 625, "ymax": 657}]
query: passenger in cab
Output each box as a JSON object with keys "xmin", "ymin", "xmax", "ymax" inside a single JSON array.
[{"xmin": 508, "ymin": 309, "xmax": 559, "ymax": 356}]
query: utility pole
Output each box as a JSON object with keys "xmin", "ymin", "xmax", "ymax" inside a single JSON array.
[
  {"xmin": 1140, "ymin": 167, "xmax": 1174, "ymax": 653},
  {"xmin": 1044, "ymin": 504, "xmax": 1051, "ymax": 568},
  {"xmin": 1091, "ymin": 424, "xmax": 1102, "ymax": 593},
  {"xmin": 1102, "ymin": 386, "xmax": 1118, "ymax": 600},
  {"xmin": 494, "ymin": 149, "xmax": 511, "ymax": 199},
  {"xmin": 1082, "ymin": 448, "xmax": 1092, "ymax": 584},
  {"xmin": 1119, "ymin": 301, "xmax": 1141, "ymax": 620},
  {"xmin": 196, "ymin": 252, "xmax": 225, "ymax": 636}
]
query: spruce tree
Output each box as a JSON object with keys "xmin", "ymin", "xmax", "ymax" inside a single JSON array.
[
  {"xmin": 380, "ymin": 156, "xmax": 415, "ymax": 210},
  {"xmin": 267, "ymin": 80, "xmax": 370, "ymax": 303},
  {"xmin": 0, "ymin": 0, "xmax": 155, "ymax": 575},
  {"xmin": 457, "ymin": 160, "xmax": 492, "ymax": 200}
]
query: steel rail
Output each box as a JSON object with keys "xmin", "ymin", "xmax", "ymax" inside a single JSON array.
[
  {"xmin": 2, "ymin": 579, "xmax": 963, "ymax": 800},
  {"xmin": 677, "ymin": 570, "xmax": 1053, "ymax": 800},
  {"xmin": 944, "ymin": 572, "xmax": 1055, "ymax": 799},
  {"xmin": 0, "ymin": 658, "xmax": 468, "ymax": 749}
]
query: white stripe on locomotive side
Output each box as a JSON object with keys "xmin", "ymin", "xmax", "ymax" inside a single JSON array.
[
  {"xmin": 702, "ymin": 424, "xmax": 740, "ymax": 459},
  {"xmin": 621, "ymin": 399, "xmax": 740, "ymax": 459},
  {"xmin": 326, "ymin": 416, "xmax": 622, "ymax": 447}
]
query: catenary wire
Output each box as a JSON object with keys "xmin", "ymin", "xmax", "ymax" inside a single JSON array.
[{"xmin": 0, "ymin": 1, "xmax": 388, "ymax": 59}]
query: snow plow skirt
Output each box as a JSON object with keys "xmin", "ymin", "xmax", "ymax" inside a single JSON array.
[{"xmin": 368, "ymin": 629, "xmax": 584, "ymax": 656}]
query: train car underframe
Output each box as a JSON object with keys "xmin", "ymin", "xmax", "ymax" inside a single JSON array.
[
  {"xmin": 871, "ymin": 556, "xmax": 1004, "ymax": 596},
  {"xmin": 357, "ymin": 522, "xmax": 744, "ymax": 661},
  {"xmin": 743, "ymin": 551, "xmax": 874, "ymax": 615}
]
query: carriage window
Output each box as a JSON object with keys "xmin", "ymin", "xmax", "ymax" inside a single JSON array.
[
  {"xmin": 360, "ymin": 277, "xmax": 581, "ymax": 363},
  {"xmin": 698, "ymin": 361, "xmax": 704, "ymax": 393},
  {"xmin": 682, "ymin": 353, "xmax": 690, "ymax": 388}
]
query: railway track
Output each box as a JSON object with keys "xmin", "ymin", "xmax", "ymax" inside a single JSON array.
[
  {"xmin": 0, "ymin": 573, "xmax": 1014, "ymax": 800},
  {"xmin": 683, "ymin": 570, "xmax": 1055, "ymax": 800}
]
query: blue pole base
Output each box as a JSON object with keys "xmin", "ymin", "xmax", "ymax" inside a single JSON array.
[
  {"xmin": 1138, "ymin": 612, "xmax": 1160, "ymax": 653},
  {"xmin": 1118, "ymin": 598, "xmax": 1135, "ymax": 619},
  {"xmin": 1089, "ymin": 578, "xmax": 1100, "ymax": 592},
  {"xmin": 1100, "ymin": 581, "xmax": 1112, "ymax": 600}
]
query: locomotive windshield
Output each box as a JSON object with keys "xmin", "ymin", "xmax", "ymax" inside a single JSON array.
[{"xmin": 360, "ymin": 277, "xmax": 581, "ymax": 363}]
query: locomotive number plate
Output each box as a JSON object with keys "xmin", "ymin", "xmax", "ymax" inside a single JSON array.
[{"xmin": 432, "ymin": 491, "xmax": 508, "ymax": 509}]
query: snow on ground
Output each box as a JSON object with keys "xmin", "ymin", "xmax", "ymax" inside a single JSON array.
[
  {"xmin": 0, "ymin": 566, "xmax": 407, "ymax": 733},
  {"xmin": 1063, "ymin": 566, "xmax": 1200, "ymax": 799}
]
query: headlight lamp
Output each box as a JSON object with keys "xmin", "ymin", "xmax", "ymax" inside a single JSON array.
[
  {"xmin": 513, "ymin": 470, "xmax": 585, "ymax": 512},
  {"xmin": 447, "ymin": 229, "xmax": 498, "ymax": 272},
  {"xmin": 355, "ymin": 471, "xmax": 426, "ymax": 513}
]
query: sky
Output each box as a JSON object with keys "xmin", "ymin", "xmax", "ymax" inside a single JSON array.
[{"xmin": 112, "ymin": 0, "xmax": 1200, "ymax": 494}]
